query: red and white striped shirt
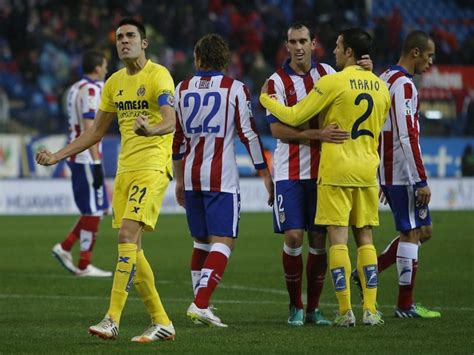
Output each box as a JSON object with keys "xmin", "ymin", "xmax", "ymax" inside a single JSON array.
[
  {"xmin": 173, "ymin": 71, "xmax": 267, "ymax": 193},
  {"xmin": 266, "ymin": 60, "xmax": 335, "ymax": 182},
  {"xmin": 379, "ymin": 66, "xmax": 427, "ymax": 186},
  {"xmin": 66, "ymin": 77, "xmax": 103, "ymax": 164}
]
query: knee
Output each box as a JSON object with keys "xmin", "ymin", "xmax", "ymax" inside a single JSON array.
[
  {"xmin": 284, "ymin": 231, "xmax": 303, "ymax": 249},
  {"xmin": 420, "ymin": 225, "xmax": 433, "ymax": 243}
]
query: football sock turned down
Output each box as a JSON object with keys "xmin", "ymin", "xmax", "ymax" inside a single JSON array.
[
  {"xmin": 107, "ymin": 243, "xmax": 137, "ymax": 324},
  {"xmin": 329, "ymin": 244, "xmax": 352, "ymax": 314},
  {"xmin": 134, "ymin": 249, "xmax": 171, "ymax": 325}
]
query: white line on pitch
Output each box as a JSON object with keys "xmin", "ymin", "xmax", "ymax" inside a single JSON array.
[{"xmin": 0, "ymin": 293, "xmax": 471, "ymax": 312}]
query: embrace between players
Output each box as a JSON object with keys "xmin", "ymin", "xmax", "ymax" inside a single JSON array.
[{"xmin": 36, "ymin": 17, "xmax": 439, "ymax": 342}]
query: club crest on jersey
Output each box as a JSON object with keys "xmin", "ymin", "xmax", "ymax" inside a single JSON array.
[
  {"xmin": 137, "ymin": 85, "xmax": 146, "ymax": 97},
  {"xmin": 363, "ymin": 264, "xmax": 378, "ymax": 288},
  {"xmin": 331, "ymin": 267, "xmax": 346, "ymax": 292},
  {"xmin": 419, "ymin": 207, "xmax": 428, "ymax": 219},
  {"xmin": 279, "ymin": 211, "xmax": 286, "ymax": 224},
  {"xmin": 167, "ymin": 94, "xmax": 175, "ymax": 106},
  {"xmin": 405, "ymin": 99, "xmax": 412, "ymax": 115}
]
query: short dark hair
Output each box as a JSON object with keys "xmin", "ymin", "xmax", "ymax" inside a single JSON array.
[
  {"xmin": 288, "ymin": 21, "xmax": 315, "ymax": 40},
  {"xmin": 82, "ymin": 49, "xmax": 105, "ymax": 74},
  {"xmin": 402, "ymin": 30, "xmax": 432, "ymax": 55},
  {"xmin": 194, "ymin": 34, "xmax": 230, "ymax": 71},
  {"xmin": 117, "ymin": 17, "xmax": 146, "ymax": 39},
  {"xmin": 339, "ymin": 28, "xmax": 372, "ymax": 60}
]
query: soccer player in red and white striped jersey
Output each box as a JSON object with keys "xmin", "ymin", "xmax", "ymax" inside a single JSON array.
[
  {"xmin": 173, "ymin": 34, "xmax": 273, "ymax": 327},
  {"xmin": 51, "ymin": 49, "xmax": 111, "ymax": 278},
  {"xmin": 376, "ymin": 31, "xmax": 440, "ymax": 318}
]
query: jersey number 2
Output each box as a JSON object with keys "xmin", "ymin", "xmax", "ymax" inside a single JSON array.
[
  {"xmin": 351, "ymin": 93, "xmax": 374, "ymax": 139},
  {"xmin": 184, "ymin": 92, "xmax": 221, "ymax": 134}
]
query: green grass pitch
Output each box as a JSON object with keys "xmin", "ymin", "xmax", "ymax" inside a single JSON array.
[{"xmin": 1, "ymin": 211, "xmax": 473, "ymax": 353}]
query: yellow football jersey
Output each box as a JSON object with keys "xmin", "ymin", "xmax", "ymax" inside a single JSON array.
[
  {"xmin": 261, "ymin": 65, "xmax": 390, "ymax": 187},
  {"xmin": 99, "ymin": 60, "xmax": 175, "ymax": 175}
]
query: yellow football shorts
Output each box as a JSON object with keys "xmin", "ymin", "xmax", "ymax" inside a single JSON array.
[
  {"xmin": 112, "ymin": 170, "xmax": 170, "ymax": 232},
  {"xmin": 315, "ymin": 184, "xmax": 379, "ymax": 228}
]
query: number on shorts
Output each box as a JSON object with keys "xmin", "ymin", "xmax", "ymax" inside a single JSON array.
[
  {"xmin": 129, "ymin": 185, "xmax": 147, "ymax": 203},
  {"xmin": 277, "ymin": 194, "xmax": 284, "ymax": 212}
]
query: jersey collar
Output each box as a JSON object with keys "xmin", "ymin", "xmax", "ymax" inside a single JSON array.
[
  {"xmin": 196, "ymin": 70, "xmax": 223, "ymax": 77},
  {"xmin": 82, "ymin": 75, "xmax": 100, "ymax": 84},
  {"xmin": 283, "ymin": 58, "xmax": 317, "ymax": 77},
  {"xmin": 389, "ymin": 65, "xmax": 413, "ymax": 79}
]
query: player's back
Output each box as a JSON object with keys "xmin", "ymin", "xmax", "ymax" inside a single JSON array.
[
  {"xmin": 318, "ymin": 66, "xmax": 390, "ymax": 187},
  {"xmin": 175, "ymin": 72, "xmax": 247, "ymax": 193},
  {"xmin": 378, "ymin": 67, "xmax": 425, "ymax": 186},
  {"xmin": 67, "ymin": 78, "xmax": 103, "ymax": 163}
]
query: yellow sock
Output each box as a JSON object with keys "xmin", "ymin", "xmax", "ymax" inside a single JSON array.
[
  {"xmin": 106, "ymin": 243, "xmax": 137, "ymax": 324},
  {"xmin": 357, "ymin": 244, "xmax": 378, "ymax": 313},
  {"xmin": 329, "ymin": 244, "xmax": 352, "ymax": 314},
  {"xmin": 134, "ymin": 249, "xmax": 171, "ymax": 325}
]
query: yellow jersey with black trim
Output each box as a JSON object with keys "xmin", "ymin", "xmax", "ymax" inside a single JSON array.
[
  {"xmin": 260, "ymin": 65, "xmax": 390, "ymax": 187},
  {"xmin": 99, "ymin": 60, "xmax": 175, "ymax": 175}
]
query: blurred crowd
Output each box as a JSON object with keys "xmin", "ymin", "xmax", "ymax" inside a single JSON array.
[{"xmin": 0, "ymin": 0, "xmax": 473, "ymax": 134}]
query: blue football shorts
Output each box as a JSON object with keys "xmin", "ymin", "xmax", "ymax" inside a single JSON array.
[
  {"xmin": 67, "ymin": 161, "xmax": 109, "ymax": 216},
  {"xmin": 184, "ymin": 190, "xmax": 240, "ymax": 239},
  {"xmin": 273, "ymin": 179, "xmax": 326, "ymax": 234},
  {"xmin": 381, "ymin": 184, "xmax": 432, "ymax": 232}
]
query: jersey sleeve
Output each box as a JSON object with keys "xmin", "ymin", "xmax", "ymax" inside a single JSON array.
[
  {"xmin": 235, "ymin": 85, "xmax": 267, "ymax": 170},
  {"xmin": 98, "ymin": 78, "xmax": 116, "ymax": 113},
  {"xmin": 156, "ymin": 67, "xmax": 175, "ymax": 107},
  {"xmin": 172, "ymin": 82, "xmax": 186, "ymax": 160},
  {"xmin": 392, "ymin": 82, "xmax": 427, "ymax": 184},
  {"xmin": 260, "ymin": 75, "xmax": 335, "ymax": 127},
  {"xmin": 80, "ymin": 84, "xmax": 100, "ymax": 119},
  {"xmin": 265, "ymin": 77, "xmax": 286, "ymax": 124}
]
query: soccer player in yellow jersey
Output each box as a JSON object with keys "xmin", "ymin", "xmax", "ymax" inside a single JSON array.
[
  {"xmin": 36, "ymin": 18, "xmax": 176, "ymax": 342},
  {"xmin": 260, "ymin": 28, "xmax": 391, "ymax": 327}
]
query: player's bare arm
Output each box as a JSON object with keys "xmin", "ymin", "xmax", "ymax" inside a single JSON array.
[
  {"xmin": 259, "ymin": 168, "xmax": 274, "ymax": 207},
  {"xmin": 172, "ymin": 160, "xmax": 185, "ymax": 207},
  {"xmin": 301, "ymin": 124, "xmax": 350, "ymax": 143},
  {"xmin": 271, "ymin": 122, "xmax": 348, "ymax": 144},
  {"xmin": 83, "ymin": 118, "xmax": 102, "ymax": 161},
  {"xmin": 134, "ymin": 105, "xmax": 175, "ymax": 136},
  {"xmin": 36, "ymin": 110, "xmax": 115, "ymax": 166}
]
